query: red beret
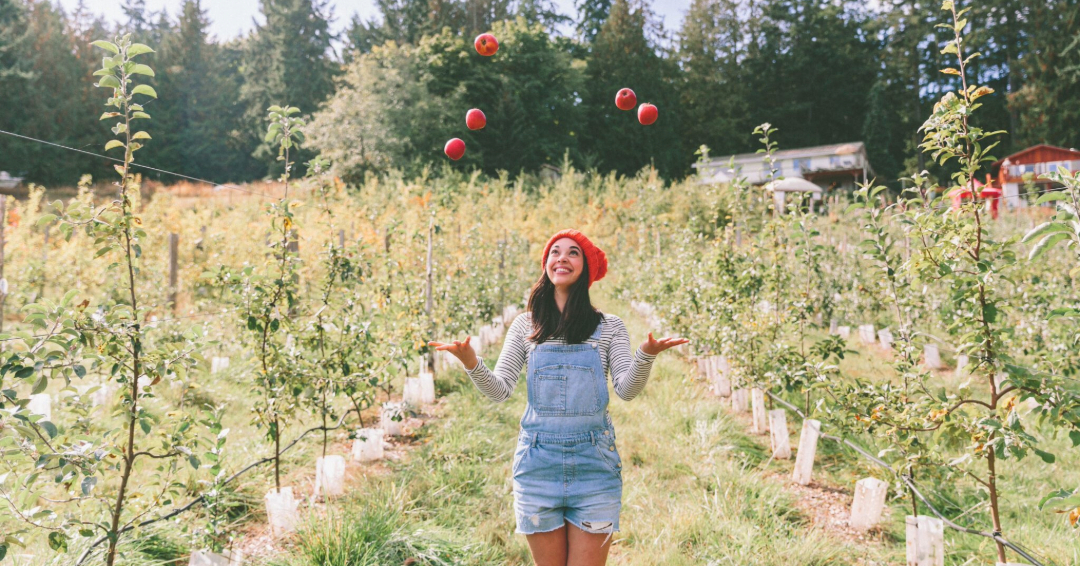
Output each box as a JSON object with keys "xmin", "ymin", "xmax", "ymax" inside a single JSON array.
[{"xmin": 541, "ymin": 229, "xmax": 608, "ymax": 288}]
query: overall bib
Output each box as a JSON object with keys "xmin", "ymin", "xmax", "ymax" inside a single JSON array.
[{"xmin": 511, "ymin": 318, "xmax": 623, "ymax": 535}]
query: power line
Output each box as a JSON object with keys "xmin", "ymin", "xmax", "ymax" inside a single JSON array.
[{"xmin": 0, "ymin": 129, "xmax": 270, "ymax": 198}]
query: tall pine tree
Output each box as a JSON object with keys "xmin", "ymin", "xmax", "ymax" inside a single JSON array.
[
  {"xmin": 239, "ymin": 0, "xmax": 338, "ymax": 175},
  {"xmin": 581, "ymin": 0, "xmax": 683, "ymax": 177}
]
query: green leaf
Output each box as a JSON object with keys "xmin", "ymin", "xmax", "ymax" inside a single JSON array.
[
  {"xmin": 1035, "ymin": 191, "xmax": 1068, "ymax": 205},
  {"xmin": 1029, "ymin": 232, "xmax": 1070, "ymax": 260},
  {"xmin": 99, "ymin": 112, "xmax": 121, "ymax": 121},
  {"xmin": 96, "ymin": 75, "xmax": 121, "ymax": 89},
  {"xmin": 91, "ymin": 40, "xmax": 119, "ymax": 54},
  {"xmin": 131, "ymin": 131, "xmax": 151, "ymax": 140},
  {"xmin": 35, "ymin": 214, "xmax": 57, "ymax": 227},
  {"xmin": 47, "ymin": 531, "xmax": 67, "ymax": 553},
  {"xmin": 0, "ymin": 543, "xmax": 6, "ymax": 561},
  {"xmin": 131, "ymin": 84, "xmax": 157, "ymax": 99},
  {"xmin": 40, "ymin": 421, "xmax": 57, "ymax": 438},
  {"xmin": 104, "ymin": 140, "xmax": 125, "ymax": 152},
  {"xmin": 139, "ymin": 419, "xmax": 151, "ymax": 434},
  {"xmin": 130, "ymin": 64, "xmax": 154, "ymax": 77},
  {"xmin": 188, "ymin": 455, "xmax": 201, "ymax": 469},
  {"xmin": 247, "ymin": 316, "xmax": 257, "ymax": 331},
  {"xmin": 127, "ymin": 43, "xmax": 155, "ymax": 56},
  {"xmin": 1033, "ymin": 448, "xmax": 1056, "ymax": 464},
  {"xmin": 1021, "ymin": 221, "xmax": 1070, "ymax": 243},
  {"xmin": 1070, "ymin": 430, "xmax": 1080, "ymax": 447},
  {"xmin": 81, "ymin": 476, "xmax": 97, "ymax": 495},
  {"xmin": 31, "ymin": 374, "xmax": 47, "ymax": 395},
  {"xmin": 132, "ymin": 112, "xmax": 151, "ymax": 120}
]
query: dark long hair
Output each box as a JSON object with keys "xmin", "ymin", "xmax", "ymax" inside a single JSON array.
[{"xmin": 528, "ymin": 258, "xmax": 602, "ymax": 344}]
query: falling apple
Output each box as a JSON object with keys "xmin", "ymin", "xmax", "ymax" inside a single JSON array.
[
  {"xmin": 466, "ymin": 109, "xmax": 487, "ymax": 130},
  {"xmin": 445, "ymin": 138, "xmax": 466, "ymax": 160},
  {"xmin": 474, "ymin": 33, "xmax": 499, "ymax": 56},
  {"xmin": 638, "ymin": 103, "xmax": 658, "ymax": 126},
  {"xmin": 615, "ymin": 88, "xmax": 637, "ymax": 111}
]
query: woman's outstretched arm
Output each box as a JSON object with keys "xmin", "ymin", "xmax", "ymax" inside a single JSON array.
[
  {"xmin": 463, "ymin": 314, "xmax": 531, "ymax": 403},
  {"xmin": 605, "ymin": 316, "xmax": 657, "ymax": 401}
]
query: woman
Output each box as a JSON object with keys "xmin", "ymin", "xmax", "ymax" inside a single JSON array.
[{"xmin": 429, "ymin": 229, "xmax": 687, "ymax": 566}]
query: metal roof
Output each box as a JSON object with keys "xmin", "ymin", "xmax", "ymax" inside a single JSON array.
[{"xmin": 693, "ymin": 142, "xmax": 869, "ymax": 168}]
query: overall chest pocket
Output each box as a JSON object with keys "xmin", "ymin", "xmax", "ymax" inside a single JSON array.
[{"xmin": 532, "ymin": 364, "xmax": 601, "ymax": 416}]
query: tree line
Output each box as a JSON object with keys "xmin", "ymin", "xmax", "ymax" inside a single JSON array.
[{"xmin": 0, "ymin": 0, "xmax": 1077, "ymax": 187}]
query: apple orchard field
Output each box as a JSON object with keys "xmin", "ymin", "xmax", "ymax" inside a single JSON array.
[{"xmin": 1, "ymin": 15, "xmax": 1080, "ymax": 566}]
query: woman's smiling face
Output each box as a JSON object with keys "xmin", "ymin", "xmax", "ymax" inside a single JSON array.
[{"xmin": 546, "ymin": 237, "xmax": 584, "ymax": 288}]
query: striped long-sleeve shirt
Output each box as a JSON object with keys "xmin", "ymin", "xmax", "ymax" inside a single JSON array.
[{"xmin": 465, "ymin": 312, "xmax": 657, "ymax": 403}]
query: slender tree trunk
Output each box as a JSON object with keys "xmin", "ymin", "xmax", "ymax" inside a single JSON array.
[{"xmin": 107, "ymin": 103, "xmax": 140, "ymax": 566}]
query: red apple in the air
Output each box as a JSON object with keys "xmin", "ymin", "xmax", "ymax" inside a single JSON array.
[
  {"xmin": 638, "ymin": 103, "xmax": 658, "ymax": 126},
  {"xmin": 466, "ymin": 109, "xmax": 487, "ymax": 130},
  {"xmin": 615, "ymin": 88, "xmax": 637, "ymax": 111},
  {"xmin": 444, "ymin": 138, "xmax": 466, "ymax": 160},
  {"xmin": 474, "ymin": 33, "xmax": 499, "ymax": 56}
]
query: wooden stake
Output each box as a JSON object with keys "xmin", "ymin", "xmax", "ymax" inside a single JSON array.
[
  {"xmin": 167, "ymin": 233, "xmax": 179, "ymax": 312},
  {"xmin": 0, "ymin": 196, "xmax": 6, "ymax": 333}
]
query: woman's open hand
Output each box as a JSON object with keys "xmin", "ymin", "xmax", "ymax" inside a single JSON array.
[
  {"xmin": 428, "ymin": 337, "xmax": 480, "ymax": 371},
  {"xmin": 640, "ymin": 332, "xmax": 689, "ymax": 356}
]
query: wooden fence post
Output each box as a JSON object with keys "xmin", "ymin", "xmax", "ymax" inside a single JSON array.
[
  {"xmin": 425, "ymin": 219, "xmax": 435, "ymax": 377},
  {"xmin": 167, "ymin": 233, "xmax": 179, "ymax": 312},
  {"xmin": 0, "ymin": 196, "xmax": 6, "ymax": 334}
]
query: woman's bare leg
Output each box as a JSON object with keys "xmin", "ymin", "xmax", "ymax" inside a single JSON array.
[
  {"xmin": 566, "ymin": 522, "xmax": 612, "ymax": 566},
  {"xmin": 526, "ymin": 524, "xmax": 568, "ymax": 566}
]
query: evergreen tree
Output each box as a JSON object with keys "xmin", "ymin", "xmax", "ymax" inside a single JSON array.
[
  {"xmin": 678, "ymin": 0, "xmax": 751, "ymax": 158},
  {"xmin": 575, "ymin": 0, "xmax": 611, "ymax": 43},
  {"xmin": 239, "ymin": 0, "xmax": 338, "ymax": 175},
  {"xmin": 0, "ymin": 1, "xmax": 108, "ymax": 185},
  {"xmin": 580, "ymin": 0, "xmax": 683, "ymax": 177}
]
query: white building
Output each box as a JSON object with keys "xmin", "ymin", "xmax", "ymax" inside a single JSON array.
[{"xmin": 692, "ymin": 142, "xmax": 875, "ymax": 192}]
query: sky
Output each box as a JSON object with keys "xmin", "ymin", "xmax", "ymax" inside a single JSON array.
[{"xmin": 55, "ymin": 0, "xmax": 692, "ymax": 43}]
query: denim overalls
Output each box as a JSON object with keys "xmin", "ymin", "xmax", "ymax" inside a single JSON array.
[{"xmin": 511, "ymin": 318, "xmax": 623, "ymax": 535}]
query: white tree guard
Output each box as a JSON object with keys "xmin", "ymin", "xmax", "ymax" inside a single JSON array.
[
  {"xmin": 829, "ymin": 319, "xmax": 838, "ymax": 335},
  {"xmin": 751, "ymin": 388, "xmax": 768, "ymax": 434},
  {"xmin": 470, "ymin": 336, "xmax": 483, "ymax": 357},
  {"xmin": 955, "ymin": 354, "xmax": 969, "ymax": 377},
  {"xmin": 905, "ymin": 515, "xmax": 944, "ymax": 566},
  {"xmin": 923, "ymin": 344, "xmax": 942, "ymax": 369},
  {"xmin": 403, "ymin": 377, "xmax": 423, "ymax": 406},
  {"xmin": 381, "ymin": 404, "xmax": 404, "ymax": 436},
  {"xmin": 849, "ymin": 477, "xmax": 888, "ymax": 530},
  {"xmin": 419, "ymin": 372, "xmax": 436, "ymax": 405},
  {"xmin": 837, "ymin": 326, "xmax": 851, "ymax": 339},
  {"xmin": 768, "ymin": 409, "xmax": 791, "ymax": 459},
  {"xmin": 210, "ymin": 356, "xmax": 230, "ymax": 374},
  {"xmin": 731, "ymin": 388, "xmax": 749, "ymax": 413},
  {"xmin": 712, "ymin": 356, "xmax": 731, "ymax": 397},
  {"xmin": 265, "ymin": 486, "xmax": 299, "ymax": 537},
  {"xmin": 352, "ymin": 428, "xmax": 385, "ymax": 462},
  {"xmin": 858, "ymin": 324, "xmax": 876, "ymax": 345},
  {"xmin": 792, "ymin": 419, "xmax": 821, "ymax": 485},
  {"xmin": 314, "ymin": 455, "xmax": 346, "ymax": 498},
  {"xmin": 27, "ymin": 394, "xmax": 51, "ymax": 421},
  {"xmin": 878, "ymin": 329, "xmax": 894, "ymax": 348},
  {"xmin": 189, "ymin": 548, "xmax": 243, "ymax": 566}
]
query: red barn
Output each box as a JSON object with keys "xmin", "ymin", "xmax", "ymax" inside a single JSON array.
[{"xmin": 993, "ymin": 144, "xmax": 1080, "ymax": 208}]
